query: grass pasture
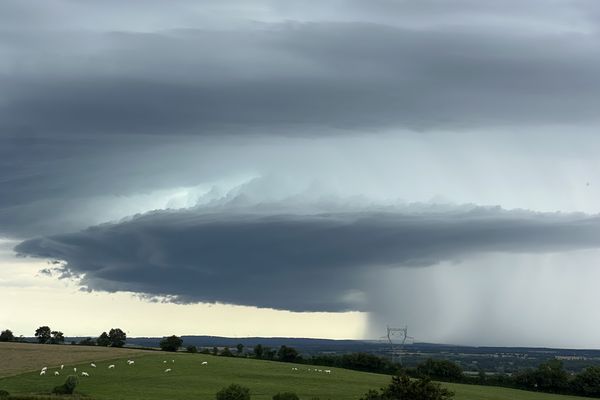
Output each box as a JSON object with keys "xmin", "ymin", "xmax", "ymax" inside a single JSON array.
[{"xmin": 0, "ymin": 343, "xmax": 592, "ymax": 400}]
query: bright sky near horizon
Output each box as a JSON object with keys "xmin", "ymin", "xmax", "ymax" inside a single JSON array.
[{"xmin": 3, "ymin": 0, "xmax": 600, "ymax": 348}]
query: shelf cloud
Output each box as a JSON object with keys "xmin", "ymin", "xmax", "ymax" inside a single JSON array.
[{"xmin": 16, "ymin": 204, "xmax": 600, "ymax": 312}]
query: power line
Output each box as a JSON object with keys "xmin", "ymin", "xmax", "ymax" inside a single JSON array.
[{"xmin": 381, "ymin": 325, "xmax": 413, "ymax": 365}]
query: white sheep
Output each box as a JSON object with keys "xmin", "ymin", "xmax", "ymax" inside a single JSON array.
[
  {"xmin": 41, "ymin": 367, "xmax": 47, "ymax": 371},
  {"xmin": 60, "ymin": 365, "xmax": 64, "ymax": 370},
  {"xmin": 108, "ymin": 364, "xmax": 115, "ymax": 369},
  {"xmin": 163, "ymin": 360, "xmax": 167, "ymax": 364},
  {"xmin": 40, "ymin": 370, "xmax": 46, "ymax": 376},
  {"xmin": 73, "ymin": 367, "xmax": 77, "ymax": 373},
  {"xmin": 81, "ymin": 372, "xmax": 89, "ymax": 377},
  {"xmin": 90, "ymin": 363, "xmax": 96, "ymax": 368},
  {"xmin": 201, "ymin": 361, "xmax": 208, "ymax": 365},
  {"xmin": 54, "ymin": 371, "xmax": 60, "ymax": 376},
  {"xmin": 127, "ymin": 360, "xmax": 135, "ymax": 365},
  {"xmin": 164, "ymin": 368, "xmax": 172, "ymax": 373},
  {"xmin": 325, "ymin": 370, "xmax": 331, "ymax": 374}
]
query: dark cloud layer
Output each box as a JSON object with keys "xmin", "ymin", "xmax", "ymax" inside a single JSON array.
[
  {"xmin": 15, "ymin": 207, "xmax": 600, "ymax": 312},
  {"xmin": 3, "ymin": 23, "xmax": 600, "ymax": 138},
  {"xmin": 3, "ymin": 0, "xmax": 600, "ymax": 239}
]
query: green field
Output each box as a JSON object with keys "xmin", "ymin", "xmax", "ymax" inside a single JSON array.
[{"xmin": 0, "ymin": 349, "xmax": 591, "ymax": 400}]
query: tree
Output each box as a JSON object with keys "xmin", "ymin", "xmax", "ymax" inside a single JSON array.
[
  {"xmin": 160, "ymin": 335, "xmax": 183, "ymax": 352},
  {"xmin": 571, "ymin": 366, "xmax": 600, "ymax": 397},
  {"xmin": 221, "ymin": 347, "xmax": 233, "ymax": 357},
  {"xmin": 0, "ymin": 329, "xmax": 14, "ymax": 342},
  {"xmin": 35, "ymin": 326, "xmax": 51, "ymax": 344},
  {"xmin": 186, "ymin": 345, "xmax": 198, "ymax": 353},
  {"xmin": 108, "ymin": 328, "xmax": 126, "ymax": 347},
  {"xmin": 253, "ymin": 344, "xmax": 264, "ymax": 359},
  {"xmin": 216, "ymin": 384, "xmax": 250, "ymax": 400},
  {"xmin": 277, "ymin": 345, "xmax": 300, "ymax": 363},
  {"xmin": 50, "ymin": 331, "xmax": 65, "ymax": 344},
  {"xmin": 212, "ymin": 346, "xmax": 219, "ymax": 355},
  {"xmin": 97, "ymin": 332, "xmax": 111, "ymax": 346},
  {"xmin": 264, "ymin": 347, "xmax": 276, "ymax": 360},
  {"xmin": 416, "ymin": 359, "xmax": 463, "ymax": 382},
  {"xmin": 515, "ymin": 360, "xmax": 568, "ymax": 393},
  {"xmin": 236, "ymin": 343, "xmax": 244, "ymax": 356},
  {"xmin": 360, "ymin": 375, "xmax": 454, "ymax": 400}
]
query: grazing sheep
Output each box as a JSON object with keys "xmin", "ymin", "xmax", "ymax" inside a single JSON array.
[
  {"xmin": 108, "ymin": 364, "xmax": 115, "ymax": 369},
  {"xmin": 60, "ymin": 365, "xmax": 64, "ymax": 370},
  {"xmin": 163, "ymin": 360, "xmax": 167, "ymax": 364},
  {"xmin": 54, "ymin": 371, "xmax": 60, "ymax": 376},
  {"xmin": 201, "ymin": 361, "xmax": 208, "ymax": 365},
  {"xmin": 164, "ymin": 368, "xmax": 171, "ymax": 373},
  {"xmin": 73, "ymin": 367, "xmax": 77, "ymax": 373},
  {"xmin": 325, "ymin": 370, "xmax": 331, "ymax": 374},
  {"xmin": 81, "ymin": 372, "xmax": 89, "ymax": 377},
  {"xmin": 41, "ymin": 367, "xmax": 47, "ymax": 371},
  {"xmin": 127, "ymin": 360, "xmax": 135, "ymax": 365},
  {"xmin": 90, "ymin": 363, "xmax": 96, "ymax": 368},
  {"xmin": 40, "ymin": 370, "xmax": 46, "ymax": 376}
]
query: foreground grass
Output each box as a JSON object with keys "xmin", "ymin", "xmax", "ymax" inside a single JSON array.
[{"xmin": 0, "ymin": 347, "xmax": 591, "ymax": 400}]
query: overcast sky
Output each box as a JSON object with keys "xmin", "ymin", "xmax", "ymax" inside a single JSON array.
[{"xmin": 3, "ymin": 0, "xmax": 600, "ymax": 347}]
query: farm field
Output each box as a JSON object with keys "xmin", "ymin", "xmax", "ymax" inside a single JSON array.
[
  {"xmin": 0, "ymin": 343, "xmax": 591, "ymax": 400},
  {"xmin": 0, "ymin": 342, "xmax": 148, "ymax": 378}
]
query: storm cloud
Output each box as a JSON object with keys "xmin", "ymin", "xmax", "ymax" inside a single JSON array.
[
  {"xmin": 15, "ymin": 205, "xmax": 600, "ymax": 312},
  {"xmin": 5, "ymin": 0, "xmax": 600, "ymax": 346}
]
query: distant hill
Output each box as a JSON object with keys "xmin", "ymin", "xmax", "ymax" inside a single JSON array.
[{"xmin": 127, "ymin": 335, "xmax": 376, "ymax": 354}]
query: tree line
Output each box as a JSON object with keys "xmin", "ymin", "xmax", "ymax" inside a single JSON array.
[{"xmin": 0, "ymin": 327, "xmax": 127, "ymax": 347}]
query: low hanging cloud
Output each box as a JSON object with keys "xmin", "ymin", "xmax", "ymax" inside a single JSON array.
[{"xmin": 15, "ymin": 205, "xmax": 600, "ymax": 312}]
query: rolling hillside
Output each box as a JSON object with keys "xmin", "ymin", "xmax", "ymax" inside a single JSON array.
[{"xmin": 0, "ymin": 343, "xmax": 591, "ymax": 400}]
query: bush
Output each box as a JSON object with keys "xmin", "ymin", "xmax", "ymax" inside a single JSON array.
[
  {"xmin": 360, "ymin": 375, "xmax": 454, "ymax": 400},
  {"xmin": 216, "ymin": 384, "xmax": 251, "ymax": 400},
  {"xmin": 52, "ymin": 375, "xmax": 79, "ymax": 395},
  {"xmin": 187, "ymin": 345, "xmax": 198, "ymax": 353},
  {"xmin": 0, "ymin": 390, "xmax": 9, "ymax": 398},
  {"xmin": 273, "ymin": 392, "xmax": 299, "ymax": 400}
]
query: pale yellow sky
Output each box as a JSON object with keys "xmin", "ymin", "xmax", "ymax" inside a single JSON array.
[{"xmin": 0, "ymin": 239, "xmax": 366, "ymax": 339}]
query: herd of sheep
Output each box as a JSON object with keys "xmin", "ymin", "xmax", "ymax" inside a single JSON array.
[
  {"xmin": 38, "ymin": 358, "xmax": 208, "ymax": 378},
  {"xmin": 38, "ymin": 359, "xmax": 331, "ymax": 379}
]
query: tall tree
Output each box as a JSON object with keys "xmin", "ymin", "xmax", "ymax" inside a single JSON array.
[
  {"xmin": 236, "ymin": 343, "xmax": 244, "ymax": 355},
  {"xmin": 97, "ymin": 331, "xmax": 110, "ymax": 346},
  {"xmin": 108, "ymin": 328, "xmax": 126, "ymax": 347},
  {"xmin": 35, "ymin": 326, "xmax": 51, "ymax": 344},
  {"xmin": 0, "ymin": 329, "xmax": 14, "ymax": 342},
  {"xmin": 277, "ymin": 345, "xmax": 300, "ymax": 362},
  {"xmin": 253, "ymin": 344, "xmax": 264, "ymax": 359},
  {"xmin": 159, "ymin": 335, "xmax": 183, "ymax": 352},
  {"xmin": 50, "ymin": 331, "xmax": 65, "ymax": 344}
]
